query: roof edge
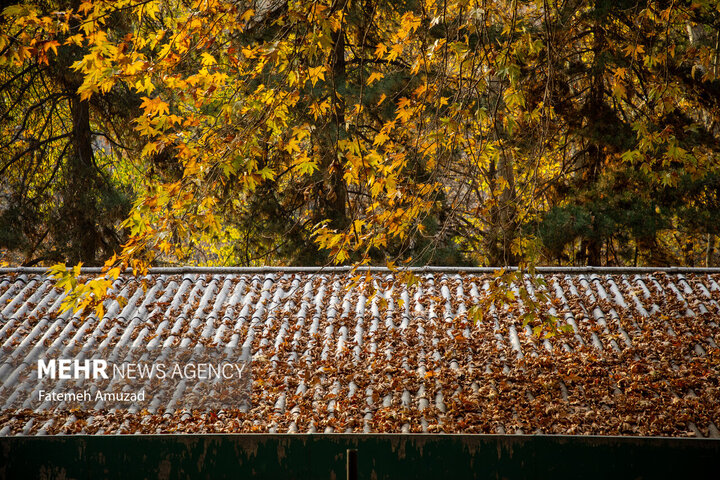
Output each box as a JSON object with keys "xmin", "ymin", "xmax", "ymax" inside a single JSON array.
[{"xmin": 2, "ymin": 266, "xmax": 720, "ymax": 275}]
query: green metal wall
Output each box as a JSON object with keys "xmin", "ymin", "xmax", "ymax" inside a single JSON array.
[{"xmin": 1, "ymin": 434, "xmax": 718, "ymax": 479}]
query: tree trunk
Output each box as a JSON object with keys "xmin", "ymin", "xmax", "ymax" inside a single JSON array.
[
  {"xmin": 706, "ymin": 234, "xmax": 715, "ymax": 267},
  {"xmin": 485, "ymin": 151, "xmax": 518, "ymax": 266},
  {"xmin": 64, "ymin": 92, "xmax": 102, "ymax": 264},
  {"xmin": 51, "ymin": 0, "xmax": 105, "ymax": 265},
  {"xmin": 578, "ymin": 4, "xmax": 606, "ymax": 266},
  {"xmin": 315, "ymin": 6, "xmax": 348, "ymax": 232}
]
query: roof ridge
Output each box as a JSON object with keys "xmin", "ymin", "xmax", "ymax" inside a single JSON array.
[{"xmin": 2, "ymin": 266, "xmax": 720, "ymax": 275}]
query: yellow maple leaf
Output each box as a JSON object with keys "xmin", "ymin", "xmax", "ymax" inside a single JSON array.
[
  {"xmin": 285, "ymin": 137, "xmax": 301, "ymax": 154},
  {"xmin": 308, "ymin": 65, "xmax": 325, "ymax": 87},
  {"xmin": 77, "ymin": 1, "xmax": 93, "ymax": 14},
  {"xmin": 396, "ymin": 107, "xmax": 413, "ymax": 123},
  {"xmin": 200, "ymin": 52, "xmax": 216, "ymax": 66},
  {"xmin": 374, "ymin": 43, "xmax": 387, "ymax": 59},
  {"xmin": 373, "ymin": 132, "xmax": 389, "ymax": 146},
  {"xmin": 241, "ymin": 9, "xmax": 255, "ymax": 22},
  {"xmin": 366, "ymin": 71, "xmax": 384, "ymax": 85},
  {"xmin": 387, "ymin": 44, "xmax": 403, "ymax": 61},
  {"xmin": 42, "ymin": 40, "xmax": 60, "ymax": 55}
]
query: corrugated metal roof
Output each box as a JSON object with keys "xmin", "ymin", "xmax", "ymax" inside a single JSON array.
[{"xmin": 1, "ymin": 268, "xmax": 719, "ymax": 436}]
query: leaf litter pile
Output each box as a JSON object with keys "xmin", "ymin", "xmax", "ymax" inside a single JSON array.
[{"xmin": 0, "ymin": 271, "xmax": 718, "ymax": 436}]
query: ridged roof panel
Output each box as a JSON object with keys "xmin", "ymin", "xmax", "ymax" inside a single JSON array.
[{"xmin": 0, "ymin": 270, "xmax": 718, "ymax": 436}]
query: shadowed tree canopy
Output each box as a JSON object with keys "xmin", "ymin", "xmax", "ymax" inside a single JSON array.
[{"xmin": 0, "ymin": 0, "xmax": 142, "ymax": 266}]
